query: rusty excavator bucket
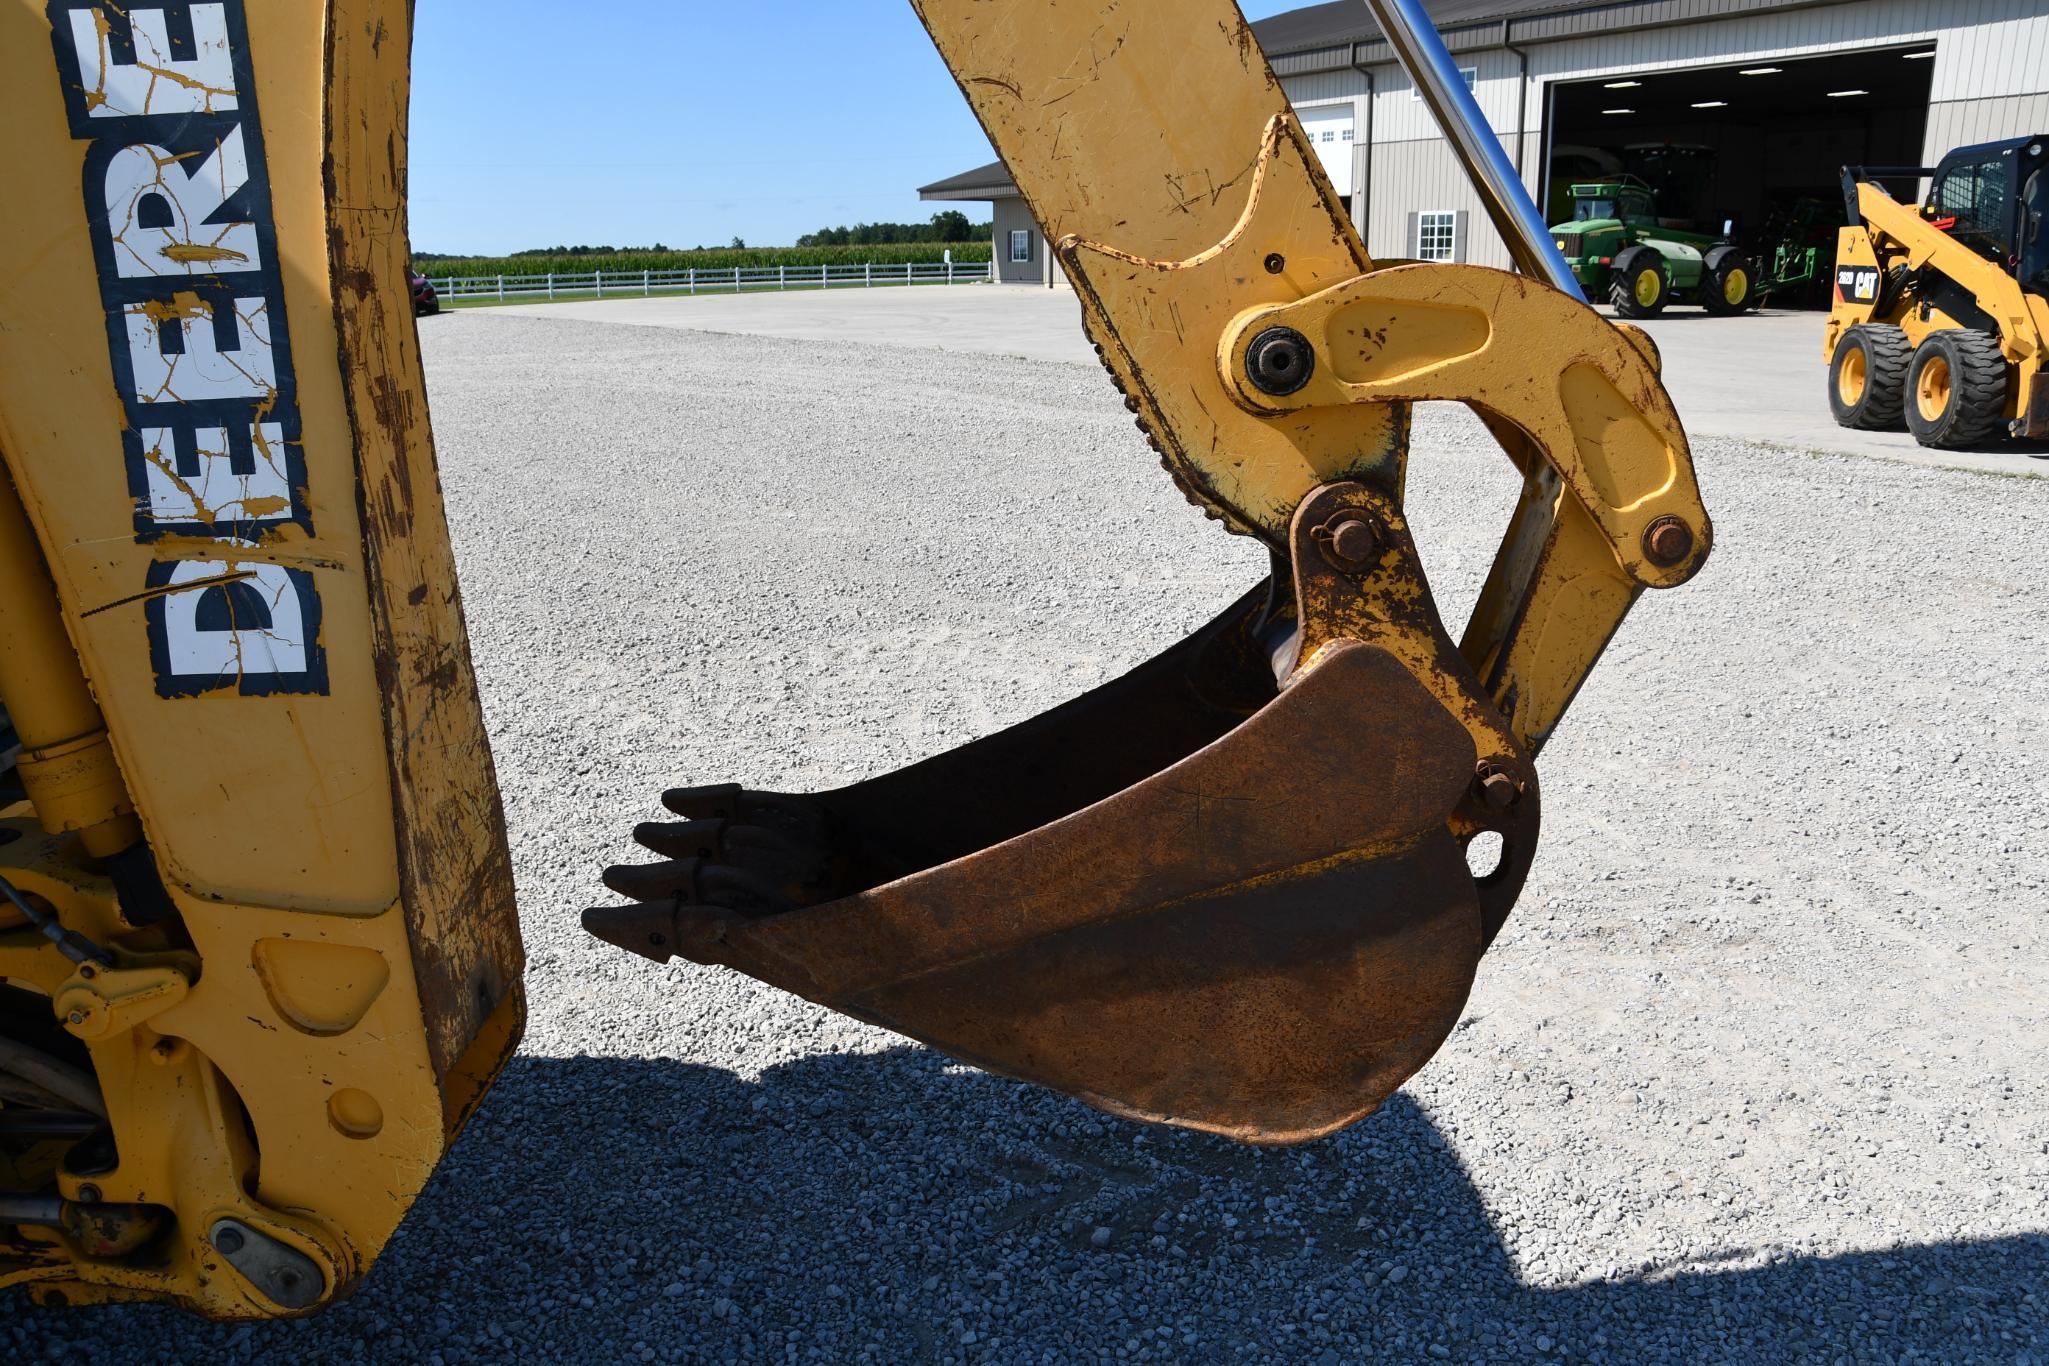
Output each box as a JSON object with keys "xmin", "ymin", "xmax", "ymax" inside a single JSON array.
[
  {"xmin": 585, "ymin": 0, "xmax": 1711, "ymax": 1145},
  {"xmin": 587, "ymin": 521, "xmax": 1529, "ymax": 1144}
]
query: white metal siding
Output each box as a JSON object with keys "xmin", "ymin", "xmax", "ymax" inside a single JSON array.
[
  {"xmin": 1300, "ymin": 0, "xmax": 2049, "ymax": 271},
  {"xmin": 1369, "ymin": 141, "xmax": 1497, "ymax": 264},
  {"xmin": 1281, "ymin": 71, "xmax": 1366, "ymax": 104},
  {"xmin": 1926, "ymin": 92, "xmax": 2049, "ymax": 153}
]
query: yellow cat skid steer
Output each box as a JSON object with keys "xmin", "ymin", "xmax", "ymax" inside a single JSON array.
[{"xmin": 1, "ymin": 0, "xmax": 1708, "ymax": 1319}]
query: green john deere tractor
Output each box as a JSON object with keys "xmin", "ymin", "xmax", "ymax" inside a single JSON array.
[{"xmin": 1551, "ymin": 176, "xmax": 1759, "ymax": 318}]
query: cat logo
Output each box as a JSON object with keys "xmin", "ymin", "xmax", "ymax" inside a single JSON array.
[{"xmin": 1835, "ymin": 265, "xmax": 1881, "ymax": 305}]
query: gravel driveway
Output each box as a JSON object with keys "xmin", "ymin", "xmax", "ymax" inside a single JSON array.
[{"xmin": 11, "ymin": 312, "xmax": 2047, "ymax": 1361}]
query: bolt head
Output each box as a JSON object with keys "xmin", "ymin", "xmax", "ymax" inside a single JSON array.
[
  {"xmin": 1328, "ymin": 518, "xmax": 1380, "ymax": 567},
  {"xmin": 1244, "ymin": 326, "xmax": 1315, "ymax": 396},
  {"xmin": 76, "ymin": 1183, "xmax": 101, "ymax": 1204},
  {"xmin": 1643, "ymin": 516, "xmax": 1693, "ymax": 567},
  {"xmin": 1263, "ymin": 252, "xmax": 1286, "ymax": 275},
  {"xmin": 213, "ymin": 1225, "xmax": 246, "ymax": 1255},
  {"xmin": 1475, "ymin": 762, "xmax": 1523, "ymax": 810}
]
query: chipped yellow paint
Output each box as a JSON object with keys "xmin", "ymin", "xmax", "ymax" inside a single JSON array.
[
  {"xmin": 1220, "ymin": 251, "xmax": 1706, "ymax": 587},
  {"xmin": 74, "ymin": 6, "xmax": 237, "ymax": 116},
  {"xmin": 160, "ymin": 242, "xmax": 250, "ymax": 265},
  {"xmin": 134, "ymin": 292, "xmax": 211, "ymax": 323},
  {"xmin": 0, "ymin": 0, "xmax": 522, "ymax": 1317}
]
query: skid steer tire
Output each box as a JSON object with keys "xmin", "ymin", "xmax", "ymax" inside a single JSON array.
[
  {"xmin": 1700, "ymin": 249, "xmax": 1756, "ymax": 315},
  {"xmin": 1609, "ymin": 248, "xmax": 1669, "ymax": 319},
  {"xmin": 1829, "ymin": 324, "xmax": 1910, "ymax": 431},
  {"xmin": 1905, "ymin": 330, "xmax": 2011, "ymax": 449}
]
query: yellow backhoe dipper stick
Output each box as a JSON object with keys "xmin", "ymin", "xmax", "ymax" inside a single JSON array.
[{"xmin": 585, "ymin": 0, "xmax": 1710, "ymax": 1146}]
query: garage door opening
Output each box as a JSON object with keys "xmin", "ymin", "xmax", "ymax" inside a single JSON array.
[{"xmin": 1545, "ymin": 46, "xmax": 1935, "ymax": 306}]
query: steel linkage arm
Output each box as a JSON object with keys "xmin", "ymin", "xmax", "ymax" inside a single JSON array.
[
  {"xmin": 1216, "ymin": 248, "xmax": 1710, "ymax": 752},
  {"xmin": 1062, "ymin": 115, "xmax": 1708, "ymax": 751}
]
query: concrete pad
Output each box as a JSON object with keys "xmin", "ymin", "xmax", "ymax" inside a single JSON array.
[{"xmin": 493, "ymin": 285, "xmax": 2049, "ymax": 478}]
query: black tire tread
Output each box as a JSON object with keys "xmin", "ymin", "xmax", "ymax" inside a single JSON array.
[
  {"xmin": 1608, "ymin": 249, "xmax": 1668, "ymax": 319},
  {"xmin": 1907, "ymin": 330, "xmax": 2009, "ymax": 449},
  {"xmin": 1700, "ymin": 252, "xmax": 1755, "ymax": 316},
  {"xmin": 1831, "ymin": 324, "xmax": 1910, "ymax": 431}
]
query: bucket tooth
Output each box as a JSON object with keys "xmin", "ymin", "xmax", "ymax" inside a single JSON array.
[
  {"xmin": 661, "ymin": 783, "xmax": 830, "ymax": 842},
  {"xmin": 580, "ymin": 902, "xmax": 681, "ymax": 965}
]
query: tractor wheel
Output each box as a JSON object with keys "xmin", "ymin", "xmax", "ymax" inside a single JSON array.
[
  {"xmin": 1828, "ymin": 324, "xmax": 1910, "ymax": 431},
  {"xmin": 1905, "ymin": 330, "xmax": 2010, "ymax": 449},
  {"xmin": 1608, "ymin": 249, "xmax": 1670, "ymax": 318},
  {"xmin": 1701, "ymin": 251, "xmax": 1756, "ymax": 315}
]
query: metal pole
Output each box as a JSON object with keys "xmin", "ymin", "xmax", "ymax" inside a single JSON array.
[{"xmin": 1359, "ymin": 0, "xmax": 1579, "ymax": 299}]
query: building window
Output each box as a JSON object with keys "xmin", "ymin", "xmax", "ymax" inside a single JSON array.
[
  {"xmin": 1009, "ymin": 229, "xmax": 1033, "ymax": 263},
  {"xmin": 1321, "ymin": 129, "xmax": 1335, "ymax": 143},
  {"xmin": 1341, "ymin": 128, "xmax": 1354, "ymax": 142},
  {"xmin": 1416, "ymin": 211, "xmax": 1457, "ymax": 262},
  {"xmin": 1412, "ymin": 67, "xmax": 1478, "ymax": 99}
]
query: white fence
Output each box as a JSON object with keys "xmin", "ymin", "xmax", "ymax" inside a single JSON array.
[{"xmin": 429, "ymin": 259, "xmax": 994, "ymax": 303}]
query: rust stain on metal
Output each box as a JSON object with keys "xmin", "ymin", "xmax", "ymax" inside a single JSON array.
[{"xmin": 325, "ymin": 0, "xmax": 524, "ymax": 1110}]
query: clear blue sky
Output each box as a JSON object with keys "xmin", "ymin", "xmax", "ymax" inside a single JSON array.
[{"xmin": 410, "ymin": 0, "xmax": 1303, "ymax": 254}]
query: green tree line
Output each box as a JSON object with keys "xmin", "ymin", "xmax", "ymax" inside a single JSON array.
[{"xmin": 796, "ymin": 210, "xmax": 988, "ymax": 247}]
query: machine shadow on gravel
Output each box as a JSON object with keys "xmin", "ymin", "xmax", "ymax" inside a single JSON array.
[{"xmin": 19, "ymin": 1048, "xmax": 2044, "ymax": 1358}]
